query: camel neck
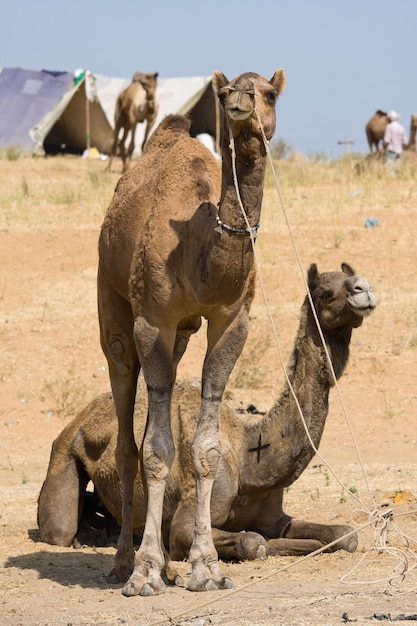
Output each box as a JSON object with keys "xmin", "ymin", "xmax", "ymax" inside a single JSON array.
[
  {"xmin": 283, "ymin": 307, "xmax": 352, "ymax": 402},
  {"xmin": 239, "ymin": 311, "xmax": 351, "ymax": 490},
  {"xmin": 217, "ymin": 133, "xmax": 267, "ymax": 232}
]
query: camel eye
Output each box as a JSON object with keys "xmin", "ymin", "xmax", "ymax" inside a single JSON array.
[
  {"xmin": 266, "ymin": 91, "xmax": 277, "ymax": 104},
  {"xmin": 216, "ymin": 87, "xmax": 228, "ymax": 102},
  {"xmin": 319, "ymin": 289, "xmax": 333, "ymax": 301}
]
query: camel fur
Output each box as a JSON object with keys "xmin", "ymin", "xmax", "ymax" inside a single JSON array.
[
  {"xmin": 365, "ymin": 110, "xmax": 389, "ymax": 153},
  {"xmin": 108, "ymin": 71, "xmax": 159, "ymax": 173},
  {"xmin": 97, "ymin": 69, "xmax": 286, "ymax": 596},
  {"xmin": 39, "ymin": 263, "xmax": 376, "ymax": 588}
]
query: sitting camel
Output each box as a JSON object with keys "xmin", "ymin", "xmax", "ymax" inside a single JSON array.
[
  {"xmin": 365, "ymin": 110, "xmax": 389, "ymax": 153},
  {"xmin": 97, "ymin": 69, "xmax": 286, "ymax": 596},
  {"xmin": 38, "ymin": 262, "xmax": 376, "ymax": 584},
  {"xmin": 107, "ymin": 71, "xmax": 159, "ymax": 172}
]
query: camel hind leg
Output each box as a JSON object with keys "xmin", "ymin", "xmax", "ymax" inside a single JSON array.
[
  {"xmin": 107, "ymin": 118, "xmax": 124, "ymax": 172},
  {"xmin": 97, "ymin": 270, "xmax": 141, "ymax": 584}
]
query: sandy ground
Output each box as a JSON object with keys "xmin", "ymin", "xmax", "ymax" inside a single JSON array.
[{"xmin": 1, "ymin": 154, "xmax": 417, "ymax": 626}]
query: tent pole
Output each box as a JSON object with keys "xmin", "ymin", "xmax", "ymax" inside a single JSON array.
[{"xmin": 86, "ymin": 94, "xmax": 91, "ymax": 152}]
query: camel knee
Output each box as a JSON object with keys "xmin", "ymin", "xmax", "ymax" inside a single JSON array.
[
  {"xmin": 106, "ymin": 336, "xmax": 132, "ymax": 377},
  {"xmin": 143, "ymin": 437, "xmax": 175, "ymax": 483},
  {"xmin": 191, "ymin": 440, "xmax": 221, "ymax": 479}
]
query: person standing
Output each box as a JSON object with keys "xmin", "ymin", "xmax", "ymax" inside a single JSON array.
[{"xmin": 384, "ymin": 110, "xmax": 407, "ymax": 160}]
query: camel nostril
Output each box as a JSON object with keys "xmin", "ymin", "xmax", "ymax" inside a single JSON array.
[{"xmin": 353, "ymin": 277, "xmax": 370, "ymax": 293}]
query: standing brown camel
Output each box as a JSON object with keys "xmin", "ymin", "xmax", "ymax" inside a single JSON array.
[
  {"xmin": 39, "ymin": 262, "xmax": 377, "ymax": 571},
  {"xmin": 97, "ymin": 69, "xmax": 286, "ymax": 596},
  {"xmin": 107, "ymin": 71, "xmax": 159, "ymax": 173},
  {"xmin": 408, "ymin": 114, "xmax": 417, "ymax": 151},
  {"xmin": 365, "ymin": 110, "xmax": 389, "ymax": 152}
]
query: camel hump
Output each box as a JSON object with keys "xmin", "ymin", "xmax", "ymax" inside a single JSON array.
[{"xmin": 144, "ymin": 114, "xmax": 191, "ymax": 154}]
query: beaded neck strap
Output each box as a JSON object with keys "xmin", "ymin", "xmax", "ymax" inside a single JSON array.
[{"xmin": 214, "ymin": 213, "xmax": 260, "ymax": 238}]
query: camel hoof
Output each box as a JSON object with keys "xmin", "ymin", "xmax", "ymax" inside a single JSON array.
[
  {"xmin": 173, "ymin": 574, "xmax": 184, "ymax": 587},
  {"xmin": 122, "ymin": 580, "xmax": 161, "ymax": 597},
  {"xmin": 122, "ymin": 581, "xmax": 140, "ymax": 597},
  {"xmin": 345, "ymin": 534, "xmax": 358, "ymax": 553},
  {"xmin": 107, "ymin": 566, "xmax": 130, "ymax": 585},
  {"xmin": 122, "ymin": 571, "xmax": 167, "ymax": 597},
  {"xmin": 140, "ymin": 583, "xmax": 156, "ymax": 597},
  {"xmin": 332, "ymin": 526, "xmax": 358, "ymax": 553},
  {"xmin": 221, "ymin": 577, "xmax": 233, "ymax": 590},
  {"xmin": 188, "ymin": 577, "xmax": 233, "ymax": 592},
  {"xmin": 256, "ymin": 544, "xmax": 267, "ymax": 560},
  {"xmin": 107, "ymin": 572, "xmax": 120, "ymax": 585},
  {"xmin": 187, "ymin": 577, "xmax": 217, "ymax": 592},
  {"xmin": 204, "ymin": 579, "xmax": 218, "ymax": 591}
]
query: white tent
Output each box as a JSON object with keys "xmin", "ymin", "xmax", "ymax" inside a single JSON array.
[{"xmin": 95, "ymin": 73, "xmax": 218, "ymax": 155}]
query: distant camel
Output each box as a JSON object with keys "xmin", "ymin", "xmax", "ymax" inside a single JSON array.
[
  {"xmin": 38, "ymin": 263, "xmax": 376, "ymax": 579},
  {"xmin": 107, "ymin": 71, "xmax": 158, "ymax": 173},
  {"xmin": 408, "ymin": 114, "xmax": 417, "ymax": 151},
  {"xmin": 365, "ymin": 110, "xmax": 389, "ymax": 153},
  {"xmin": 97, "ymin": 69, "xmax": 286, "ymax": 596}
]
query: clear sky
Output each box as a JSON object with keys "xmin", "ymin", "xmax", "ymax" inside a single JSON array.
[{"xmin": 2, "ymin": 0, "xmax": 416, "ymax": 156}]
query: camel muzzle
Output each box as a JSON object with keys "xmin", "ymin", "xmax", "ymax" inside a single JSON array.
[{"xmin": 222, "ymin": 79, "xmax": 256, "ymax": 120}]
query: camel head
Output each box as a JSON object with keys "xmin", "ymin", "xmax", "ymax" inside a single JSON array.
[
  {"xmin": 212, "ymin": 69, "xmax": 286, "ymax": 141},
  {"xmin": 307, "ymin": 262, "xmax": 377, "ymax": 333},
  {"xmin": 131, "ymin": 71, "xmax": 159, "ymax": 99}
]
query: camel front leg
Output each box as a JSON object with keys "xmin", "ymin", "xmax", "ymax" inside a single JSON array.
[
  {"xmin": 141, "ymin": 114, "xmax": 157, "ymax": 152},
  {"xmin": 107, "ymin": 119, "xmax": 123, "ymax": 172},
  {"xmin": 116, "ymin": 125, "xmax": 130, "ymax": 173},
  {"xmin": 109, "ymin": 376, "xmax": 140, "ymax": 584},
  {"xmin": 266, "ymin": 519, "xmax": 358, "ymax": 556},
  {"xmin": 122, "ymin": 319, "xmax": 176, "ymax": 597},
  {"xmin": 252, "ymin": 489, "xmax": 357, "ymax": 557},
  {"xmin": 170, "ymin": 503, "xmax": 269, "ymax": 563},
  {"xmin": 188, "ymin": 310, "xmax": 249, "ymax": 592},
  {"xmin": 124, "ymin": 125, "xmax": 136, "ymax": 173}
]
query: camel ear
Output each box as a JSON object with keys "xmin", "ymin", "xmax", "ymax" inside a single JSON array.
[
  {"xmin": 212, "ymin": 71, "xmax": 229, "ymax": 93},
  {"xmin": 307, "ymin": 263, "xmax": 320, "ymax": 288},
  {"xmin": 341, "ymin": 262, "xmax": 355, "ymax": 277},
  {"xmin": 270, "ymin": 69, "xmax": 286, "ymax": 97}
]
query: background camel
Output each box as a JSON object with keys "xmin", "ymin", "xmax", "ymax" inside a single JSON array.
[
  {"xmin": 97, "ymin": 69, "xmax": 286, "ymax": 596},
  {"xmin": 38, "ymin": 262, "xmax": 377, "ymax": 580},
  {"xmin": 408, "ymin": 114, "xmax": 417, "ymax": 151},
  {"xmin": 107, "ymin": 71, "xmax": 158, "ymax": 172},
  {"xmin": 365, "ymin": 110, "xmax": 389, "ymax": 152}
]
